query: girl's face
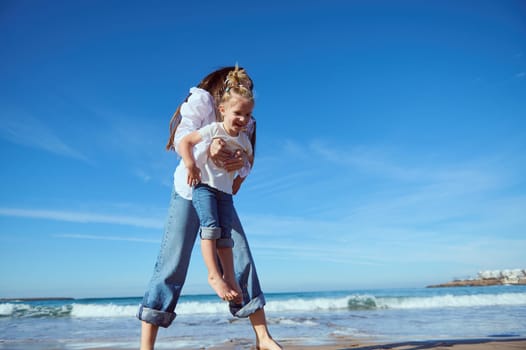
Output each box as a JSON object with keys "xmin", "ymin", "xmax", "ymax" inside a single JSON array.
[{"xmin": 219, "ymin": 94, "xmax": 254, "ymax": 136}]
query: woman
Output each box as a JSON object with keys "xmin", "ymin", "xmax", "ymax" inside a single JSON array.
[{"xmin": 137, "ymin": 66, "xmax": 282, "ymax": 350}]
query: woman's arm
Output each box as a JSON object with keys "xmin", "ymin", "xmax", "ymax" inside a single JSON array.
[
  {"xmin": 232, "ymin": 175, "xmax": 245, "ymax": 195},
  {"xmin": 173, "ymin": 88, "xmax": 215, "ymax": 156}
]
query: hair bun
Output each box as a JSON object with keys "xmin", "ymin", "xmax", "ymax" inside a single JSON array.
[{"xmin": 222, "ymin": 65, "xmax": 254, "ymax": 101}]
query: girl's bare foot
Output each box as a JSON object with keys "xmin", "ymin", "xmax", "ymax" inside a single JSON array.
[
  {"xmin": 224, "ymin": 276, "xmax": 243, "ymax": 304},
  {"xmin": 208, "ymin": 274, "xmax": 238, "ymax": 301}
]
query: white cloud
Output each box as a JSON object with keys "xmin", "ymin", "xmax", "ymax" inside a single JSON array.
[
  {"xmin": 236, "ymin": 139, "xmax": 526, "ymax": 272},
  {"xmin": 134, "ymin": 168, "xmax": 152, "ymax": 182},
  {"xmin": 242, "ymin": 209, "xmax": 526, "ymax": 269},
  {"xmin": 0, "ymin": 110, "xmax": 91, "ymax": 162},
  {"xmin": 309, "ymin": 141, "xmax": 422, "ymax": 181},
  {"xmin": 54, "ymin": 233, "xmax": 159, "ymax": 243},
  {"xmin": 0, "ymin": 207, "xmax": 163, "ymax": 229}
]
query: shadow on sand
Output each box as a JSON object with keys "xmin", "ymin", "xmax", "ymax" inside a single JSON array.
[{"xmin": 338, "ymin": 337, "xmax": 526, "ymax": 350}]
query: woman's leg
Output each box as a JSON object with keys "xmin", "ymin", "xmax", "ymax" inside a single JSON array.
[
  {"xmin": 229, "ymin": 207, "xmax": 264, "ymax": 316},
  {"xmin": 229, "ymin": 207, "xmax": 281, "ymax": 349},
  {"xmin": 137, "ymin": 190, "xmax": 200, "ymax": 349},
  {"xmin": 140, "ymin": 321, "xmax": 159, "ymax": 350},
  {"xmin": 250, "ymin": 308, "xmax": 282, "ymax": 350}
]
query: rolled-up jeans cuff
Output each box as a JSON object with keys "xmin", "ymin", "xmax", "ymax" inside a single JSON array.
[
  {"xmin": 230, "ymin": 293, "xmax": 266, "ymax": 318},
  {"xmin": 200, "ymin": 226, "xmax": 221, "ymax": 240},
  {"xmin": 136, "ymin": 304, "xmax": 176, "ymax": 328},
  {"xmin": 217, "ymin": 237, "xmax": 234, "ymax": 249}
]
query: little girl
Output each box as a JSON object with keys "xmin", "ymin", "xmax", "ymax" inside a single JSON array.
[{"xmin": 178, "ymin": 68, "xmax": 254, "ymax": 302}]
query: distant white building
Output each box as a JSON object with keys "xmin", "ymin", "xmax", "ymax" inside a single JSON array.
[{"xmin": 477, "ymin": 268, "xmax": 526, "ymax": 284}]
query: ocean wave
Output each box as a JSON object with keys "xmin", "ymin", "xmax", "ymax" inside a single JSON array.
[
  {"xmin": 377, "ymin": 292, "xmax": 526, "ymax": 309},
  {"xmin": 266, "ymin": 292, "xmax": 526, "ymax": 311},
  {"xmin": 0, "ymin": 303, "xmax": 17, "ymax": 316},
  {"xmin": 264, "ymin": 296, "xmax": 352, "ymax": 312},
  {"xmin": 0, "ymin": 303, "xmax": 71, "ymax": 318},
  {"xmin": 1, "ymin": 292, "xmax": 525, "ymax": 318},
  {"xmin": 275, "ymin": 317, "xmax": 319, "ymax": 326}
]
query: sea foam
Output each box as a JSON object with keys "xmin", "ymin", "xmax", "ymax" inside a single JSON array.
[
  {"xmin": 377, "ymin": 292, "xmax": 526, "ymax": 309},
  {"xmin": 0, "ymin": 303, "xmax": 16, "ymax": 316},
  {"xmin": 70, "ymin": 303, "xmax": 137, "ymax": 318}
]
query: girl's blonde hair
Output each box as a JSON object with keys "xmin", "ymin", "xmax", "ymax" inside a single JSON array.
[
  {"xmin": 219, "ymin": 66, "xmax": 254, "ymax": 108},
  {"xmin": 165, "ymin": 66, "xmax": 255, "ymax": 152}
]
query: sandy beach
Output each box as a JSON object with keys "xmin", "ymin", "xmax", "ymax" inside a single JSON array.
[
  {"xmin": 197, "ymin": 338, "xmax": 526, "ymax": 350},
  {"xmin": 268, "ymin": 338, "xmax": 526, "ymax": 350},
  {"xmin": 83, "ymin": 337, "xmax": 526, "ymax": 350}
]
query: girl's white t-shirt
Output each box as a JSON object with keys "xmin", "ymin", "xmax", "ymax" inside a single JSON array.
[
  {"xmin": 197, "ymin": 122, "xmax": 252, "ymax": 195},
  {"xmin": 172, "ymin": 87, "xmax": 253, "ymax": 200}
]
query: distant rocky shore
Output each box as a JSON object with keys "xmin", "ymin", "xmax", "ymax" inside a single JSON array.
[{"xmin": 428, "ymin": 268, "xmax": 526, "ymax": 288}]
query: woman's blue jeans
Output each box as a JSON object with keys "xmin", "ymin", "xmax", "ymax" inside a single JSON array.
[{"xmin": 136, "ymin": 189, "xmax": 265, "ymax": 327}]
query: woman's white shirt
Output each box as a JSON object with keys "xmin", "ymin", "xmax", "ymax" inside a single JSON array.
[{"xmin": 173, "ymin": 87, "xmax": 216, "ymax": 199}]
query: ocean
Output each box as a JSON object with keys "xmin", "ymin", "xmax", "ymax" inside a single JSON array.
[{"xmin": 1, "ymin": 285, "xmax": 525, "ymax": 349}]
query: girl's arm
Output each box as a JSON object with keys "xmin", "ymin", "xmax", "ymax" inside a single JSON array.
[{"xmin": 179, "ymin": 131, "xmax": 204, "ymax": 186}]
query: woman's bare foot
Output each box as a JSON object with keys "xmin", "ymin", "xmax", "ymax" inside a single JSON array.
[
  {"xmin": 256, "ymin": 336, "xmax": 283, "ymax": 350},
  {"xmin": 208, "ymin": 274, "xmax": 238, "ymax": 301}
]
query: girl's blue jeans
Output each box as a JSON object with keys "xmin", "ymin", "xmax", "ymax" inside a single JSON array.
[
  {"xmin": 192, "ymin": 183, "xmax": 234, "ymax": 249},
  {"xmin": 136, "ymin": 188, "xmax": 265, "ymax": 327}
]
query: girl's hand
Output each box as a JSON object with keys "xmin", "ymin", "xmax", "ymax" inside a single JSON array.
[{"xmin": 186, "ymin": 165, "xmax": 201, "ymax": 186}]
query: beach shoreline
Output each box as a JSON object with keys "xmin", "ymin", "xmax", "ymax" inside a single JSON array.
[
  {"xmin": 5, "ymin": 337, "xmax": 524, "ymax": 350},
  {"xmin": 270, "ymin": 337, "xmax": 526, "ymax": 350}
]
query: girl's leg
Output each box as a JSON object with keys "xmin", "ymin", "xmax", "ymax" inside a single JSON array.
[
  {"xmin": 193, "ymin": 184, "xmax": 238, "ymax": 300},
  {"xmin": 201, "ymin": 239, "xmax": 237, "ymax": 300},
  {"xmin": 215, "ymin": 191, "xmax": 241, "ymax": 301},
  {"xmin": 137, "ymin": 190, "xmax": 200, "ymax": 348},
  {"xmin": 217, "ymin": 246, "xmax": 242, "ymax": 302}
]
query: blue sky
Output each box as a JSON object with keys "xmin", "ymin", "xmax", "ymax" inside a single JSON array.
[{"xmin": 1, "ymin": 0, "xmax": 525, "ymax": 298}]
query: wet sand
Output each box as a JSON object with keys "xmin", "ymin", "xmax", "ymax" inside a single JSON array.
[
  {"xmin": 10, "ymin": 336, "xmax": 525, "ymax": 350},
  {"xmin": 84, "ymin": 337, "xmax": 526, "ymax": 350},
  {"xmin": 268, "ymin": 338, "xmax": 526, "ymax": 350}
]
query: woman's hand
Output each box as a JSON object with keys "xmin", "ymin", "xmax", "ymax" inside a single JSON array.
[
  {"xmin": 223, "ymin": 153, "xmax": 245, "ymax": 172},
  {"xmin": 208, "ymin": 138, "xmax": 245, "ymax": 172},
  {"xmin": 209, "ymin": 138, "xmax": 232, "ymax": 164}
]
